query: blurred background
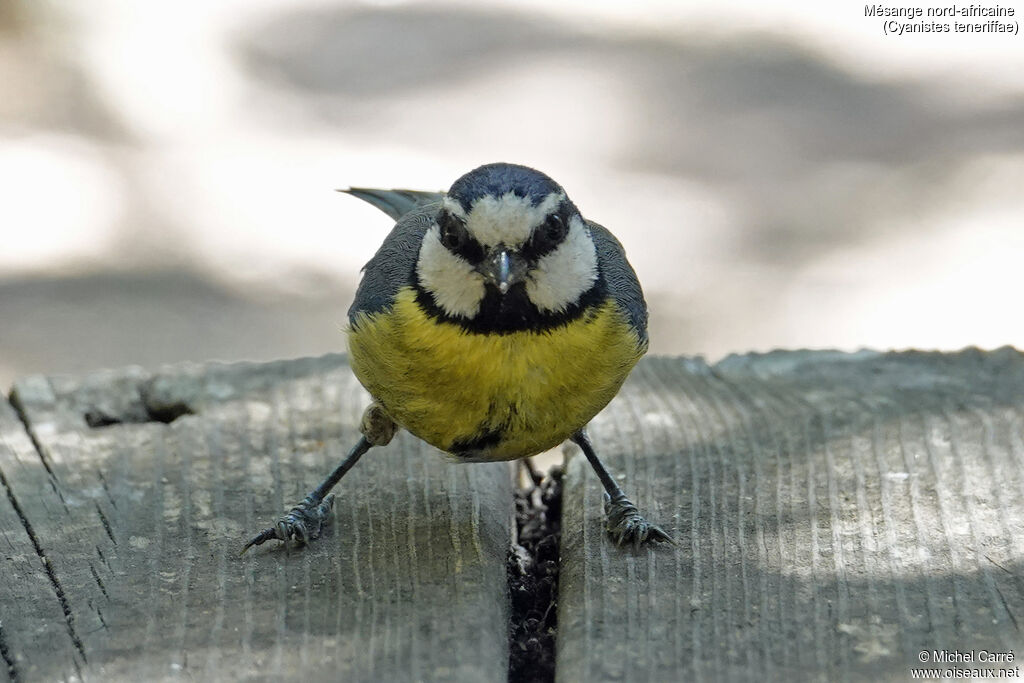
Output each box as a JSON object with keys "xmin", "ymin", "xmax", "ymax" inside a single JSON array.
[{"xmin": 1, "ymin": 0, "xmax": 1023, "ymax": 388}]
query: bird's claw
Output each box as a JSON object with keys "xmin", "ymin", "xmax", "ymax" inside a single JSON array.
[
  {"xmin": 604, "ymin": 493, "xmax": 674, "ymax": 549},
  {"xmin": 241, "ymin": 493, "xmax": 336, "ymax": 554}
]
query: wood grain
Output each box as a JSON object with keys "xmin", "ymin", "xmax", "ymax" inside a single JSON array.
[
  {"xmin": 6, "ymin": 350, "xmax": 1024, "ymax": 681},
  {"xmin": 556, "ymin": 349, "xmax": 1024, "ymax": 682},
  {"xmin": 0, "ymin": 396, "xmax": 85, "ymax": 681},
  {"xmin": 1, "ymin": 355, "xmax": 513, "ymax": 682}
]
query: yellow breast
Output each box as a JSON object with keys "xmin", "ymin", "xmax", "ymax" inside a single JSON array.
[{"xmin": 347, "ymin": 287, "xmax": 645, "ymax": 461}]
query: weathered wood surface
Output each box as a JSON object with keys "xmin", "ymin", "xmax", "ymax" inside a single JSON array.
[
  {"xmin": 0, "ymin": 355, "xmax": 513, "ymax": 682},
  {"xmin": 558, "ymin": 349, "xmax": 1024, "ymax": 682},
  {"xmin": 4, "ymin": 349, "xmax": 1024, "ymax": 682}
]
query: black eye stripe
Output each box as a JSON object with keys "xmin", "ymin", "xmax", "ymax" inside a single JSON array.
[
  {"xmin": 437, "ymin": 211, "xmax": 464, "ymax": 248},
  {"xmin": 522, "ymin": 207, "xmax": 574, "ymax": 260},
  {"xmin": 437, "ymin": 210, "xmax": 484, "ymax": 263}
]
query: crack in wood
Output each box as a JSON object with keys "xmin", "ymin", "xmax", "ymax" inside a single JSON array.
[
  {"xmin": 508, "ymin": 465, "xmax": 562, "ymax": 683},
  {"xmin": 6, "ymin": 389, "xmax": 66, "ymax": 507},
  {"xmin": 96, "ymin": 470, "xmax": 117, "ymax": 510},
  {"xmin": 94, "ymin": 502, "xmax": 116, "ymax": 545},
  {"xmin": 0, "ymin": 463, "xmax": 87, "ymax": 674},
  {"xmin": 95, "ymin": 545, "xmax": 109, "ymax": 570},
  {"xmin": 994, "ymin": 582, "xmax": 1020, "ymax": 632},
  {"xmin": 93, "ymin": 605, "xmax": 108, "ymax": 632},
  {"xmin": 2, "ymin": 396, "xmax": 89, "ymax": 674},
  {"xmin": 88, "ymin": 563, "xmax": 109, "ymax": 600},
  {"xmin": 0, "ymin": 619, "xmax": 18, "ymax": 682}
]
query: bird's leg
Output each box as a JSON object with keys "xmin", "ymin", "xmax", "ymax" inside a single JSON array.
[
  {"xmin": 519, "ymin": 456, "xmax": 545, "ymax": 488},
  {"xmin": 242, "ymin": 403, "xmax": 397, "ymax": 553},
  {"xmin": 570, "ymin": 429, "xmax": 674, "ymax": 549}
]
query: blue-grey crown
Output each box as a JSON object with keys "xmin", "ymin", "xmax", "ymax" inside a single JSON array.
[{"xmin": 447, "ymin": 163, "xmax": 564, "ymax": 211}]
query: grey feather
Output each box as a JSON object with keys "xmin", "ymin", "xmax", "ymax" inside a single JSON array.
[
  {"xmin": 342, "ymin": 188, "xmax": 445, "ymax": 221},
  {"xmin": 348, "ymin": 201, "xmax": 440, "ymax": 323},
  {"xmin": 588, "ymin": 220, "xmax": 649, "ymax": 344}
]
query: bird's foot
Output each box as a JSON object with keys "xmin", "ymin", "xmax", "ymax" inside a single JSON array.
[
  {"xmin": 604, "ymin": 493, "xmax": 674, "ymax": 549},
  {"xmin": 242, "ymin": 493, "xmax": 336, "ymax": 553}
]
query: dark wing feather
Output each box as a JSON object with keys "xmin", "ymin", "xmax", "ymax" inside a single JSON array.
[
  {"xmin": 348, "ymin": 201, "xmax": 441, "ymax": 323},
  {"xmin": 342, "ymin": 188, "xmax": 445, "ymax": 222},
  {"xmin": 587, "ymin": 220, "xmax": 648, "ymax": 345}
]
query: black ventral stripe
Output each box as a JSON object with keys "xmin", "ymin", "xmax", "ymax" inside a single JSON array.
[
  {"xmin": 450, "ymin": 427, "xmax": 505, "ymax": 456},
  {"xmin": 411, "ymin": 278, "xmax": 608, "ymax": 335}
]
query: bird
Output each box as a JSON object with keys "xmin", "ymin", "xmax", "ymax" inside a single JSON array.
[{"xmin": 243, "ymin": 162, "xmax": 672, "ymax": 552}]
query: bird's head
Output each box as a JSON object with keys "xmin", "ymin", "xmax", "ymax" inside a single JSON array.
[{"xmin": 416, "ymin": 163, "xmax": 598, "ymax": 323}]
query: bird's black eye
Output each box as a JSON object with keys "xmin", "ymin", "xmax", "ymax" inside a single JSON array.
[
  {"xmin": 438, "ymin": 211, "xmax": 468, "ymax": 251},
  {"xmin": 528, "ymin": 213, "xmax": 568, "ymax": 257},
  {"xmin": 543, "ymin": 213, "xmax": 567, "ymax": 243}
]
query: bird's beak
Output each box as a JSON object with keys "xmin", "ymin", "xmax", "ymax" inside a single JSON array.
[{"xmin": 478, "ymin": 247, "xmax": 528, "ymax": 295}]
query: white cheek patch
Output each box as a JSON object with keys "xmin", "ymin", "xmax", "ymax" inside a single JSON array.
[
  {"xmin": 416, "ymin": 227, "xmax": 486, "ymax": 318},
  {"xmin": 525, "ymin": 216, "xmax": 598, "ymax": 314},
  {"xmin": 463, "ymin": 192, "xmax": 565, "ymax": 248}
]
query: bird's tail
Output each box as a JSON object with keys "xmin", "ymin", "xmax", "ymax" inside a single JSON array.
[{"xmin": 339, "ymin": 188, "xmax": 445, "ymax": 221}]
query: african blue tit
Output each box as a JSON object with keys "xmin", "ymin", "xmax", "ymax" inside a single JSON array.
[{"xmin": 244, "ymin": 163, "xmax": 671, "ymax": 551}]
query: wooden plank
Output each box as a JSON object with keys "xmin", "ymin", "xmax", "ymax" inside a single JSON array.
[
  {"xmin": 5, "ymin": 355, "xmax": 513, "ymax": 682},
  {"xmin": 556, "ymin": 349, "xmax": 1024, "ymax": 682},
  {"xmin": 0, "ymin": 397, "xmax": 84, "ymax": 682}
]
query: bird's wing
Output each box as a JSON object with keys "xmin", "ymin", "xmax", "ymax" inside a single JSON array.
[
  {"xmin": 341, "ymin": 188, "xmax": 445, "ymax": 222},
  {"xmin": 347, "ymin": 201, "xmax": 442, "ymax": 323},
  {"xmin": 587, "ymin": 220, "xmax": 649, "ymax": 346}
]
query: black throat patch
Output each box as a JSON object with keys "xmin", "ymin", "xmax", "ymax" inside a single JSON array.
[{"xmin": 412, "ymin": 277, "xmax": 607, "ymax": 335}]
